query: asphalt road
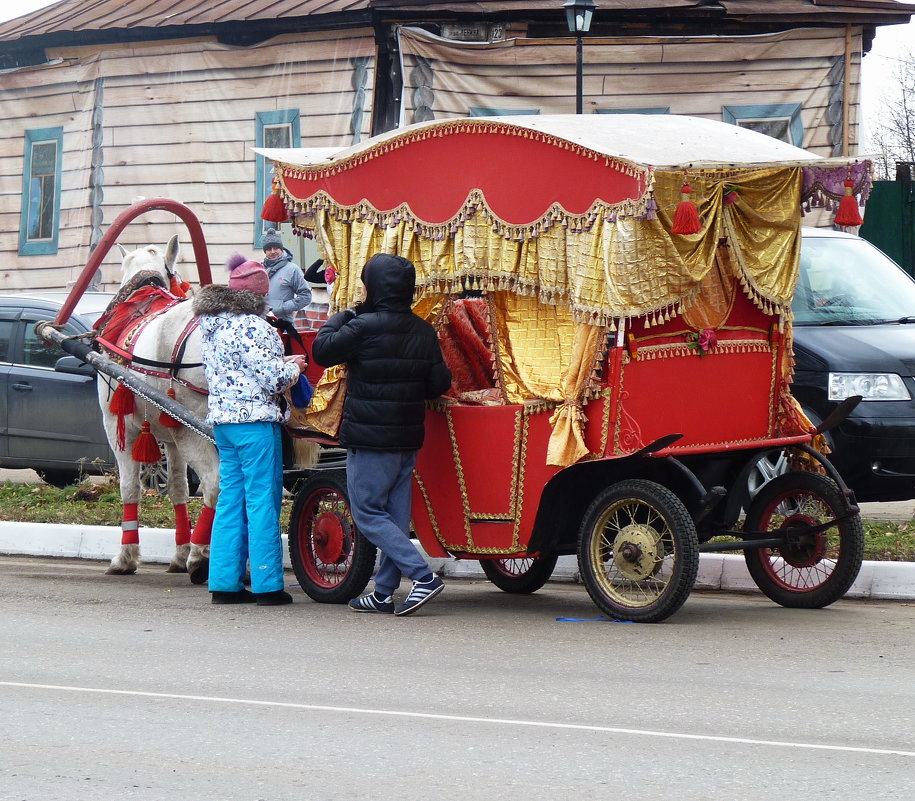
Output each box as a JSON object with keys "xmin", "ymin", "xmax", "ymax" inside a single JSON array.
[{"xmin": 1, "ymin": 555, "xmax": 913, "ymax": 801}]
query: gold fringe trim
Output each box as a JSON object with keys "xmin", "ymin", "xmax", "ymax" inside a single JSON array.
[
  {"xmin": 277, "ymin": 118, "xmax": 650, "ymax": 187},
  {"xmin": 278, "ymin": 185, "xmax": 650, "ymax": 245},
  {"xmin": 631, "ymin": 339, "xmax": 771, "ymax": 362}
]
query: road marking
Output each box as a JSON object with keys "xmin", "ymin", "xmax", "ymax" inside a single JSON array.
[{"xmin": 2, "ymin": 680, "xmax": 913, "ymax": 758}]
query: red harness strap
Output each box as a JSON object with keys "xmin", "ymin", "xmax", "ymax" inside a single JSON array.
[{"xmin": 95, "ymin": 286, "xmax": 207, "ymax": 394}]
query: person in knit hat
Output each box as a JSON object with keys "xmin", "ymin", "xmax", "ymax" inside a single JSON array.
[
  {"xmin": 261, "ymin": 228, "xmax": 312, "ymax": 322},
  {"xmin": 194, "ymin": 253, "xmax": 307, "ymax": 606}
]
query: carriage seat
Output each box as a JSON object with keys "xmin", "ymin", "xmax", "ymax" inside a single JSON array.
[{"xmin": 439, "ymin": 298, "xmax": 502, "ymax": 404}]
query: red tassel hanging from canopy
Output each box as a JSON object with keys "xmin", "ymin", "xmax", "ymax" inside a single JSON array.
[
  {"xmin": 132, "ymin": 421, "xmax": 162, "ymax": 464},
  {"xmin": 260, "ymin": 177, "xmax": 289, "ymax": 223},
  {"xmin": 158, "ymin": 386, "xmax": 182, "ymax": 429},
  {"xmin": 834, "ymin": 177, "xmax": 864, "ymax": 227},
  {"xmin": 109, "ymin": 383, "xmax": 135, "ymax": 451},
  {"xmin": 671, "ymin": 176, "xmax": 702, "ymax": 235}
]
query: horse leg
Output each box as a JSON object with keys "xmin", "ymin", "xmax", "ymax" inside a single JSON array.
[
  {"xmin": 106, "ymin": 447, "xmax": 143, "ymax": 575},
  {"xmin": 162, "ymin": 440, "xmax": 192, "ymax": 574},
  {"xmin": 185, "ymin": 437, "xmax": 219, "ymax": 585}
]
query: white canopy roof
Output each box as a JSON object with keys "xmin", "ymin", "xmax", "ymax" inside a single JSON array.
[{"xmin": 256, "ymin": 114, "xmax": 867, "ymax": 172}]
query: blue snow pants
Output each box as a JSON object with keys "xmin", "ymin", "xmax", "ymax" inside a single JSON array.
[{"xmin": 209, "ymin": 421, "xmax": 285, "ymax": 594}]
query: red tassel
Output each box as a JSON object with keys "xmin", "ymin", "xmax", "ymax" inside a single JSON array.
[
  {"xmin": 132, "ymin": 421, "xmax": 162, "ymax": 464},
  {"xmin": 169, "ymin": 275, "xmax": 190, "ymax": 298},
  {"xmin": 109, "ymin": 382, "xmax": 135, "ymax": 415},
  {"xmin": 834, "ymin": 179, "xmax": 863, "ymax": 227},
  {"xmin": 671, "ymin": 181, "xmax": 702, "ymax": 235},
  {"xmin": 110, "ymin": 383, "xmax": 135, "ymax": 451},
  {"xmin": 158, "ymin": 387, "xmax": 182, "ymax": 429},
  {"xmin": 260, "ymin": 178, "xmax": 289, "ymax": 223}
]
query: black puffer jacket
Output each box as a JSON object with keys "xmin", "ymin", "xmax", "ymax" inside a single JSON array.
[{"xmin": 311, "ymin": 253, "xmax": 452, "ymax": 450}]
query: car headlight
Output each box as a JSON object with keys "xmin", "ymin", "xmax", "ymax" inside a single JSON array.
[{"xmin": 827, "ymin": 372, "xmax": 911, "ymax": 401}]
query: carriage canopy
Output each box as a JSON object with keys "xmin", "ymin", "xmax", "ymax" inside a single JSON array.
[
  {"xmin": 258, "ymin": 115, "xmax": 871, "ymax": 466},
  {"xmin": 258, "ymin": 114, "xmax": 871, "ymax": 325}
]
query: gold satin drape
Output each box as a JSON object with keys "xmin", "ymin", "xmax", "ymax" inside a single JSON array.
[
  {"xmin": 292, "ymin": 165, "xmax": 803, "ymax": 466},
  {"xmin": 300, "ymin": 165, "xmax": 802, "ymax": 325}
]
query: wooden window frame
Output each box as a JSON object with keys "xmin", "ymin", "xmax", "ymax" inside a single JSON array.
[
  {"xmin": 469, "ymin": 107, "xmax": 541, "ymax": 117},
  {"xmin": 595, "ymin": 107, "xmax": 670, "ymax": 115},
  {"xmin": 722, "ymin": 103, "xmax": 804, "ymax": 147},
  {"xmin": 19, "ymin": 126, "xmax": 63, "ymax": 256},
  {"xmin": 254, "ymin": 109, "xmax": 301, "ymax": 248}
]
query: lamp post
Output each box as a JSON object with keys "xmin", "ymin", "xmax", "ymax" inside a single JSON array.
[{"xmin": 563, "ymin": 0, "xmax": 596, "ymax": 114}]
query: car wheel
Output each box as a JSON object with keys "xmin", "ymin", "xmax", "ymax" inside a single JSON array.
[
  {"xmin": 139, "ymin": 456, "xmax": 200, "ymax": 496},
  {"xmin": 746, "ymin": 451, "xmax": 790, "ymax": 500},
  {"xmin": 36, "ymin": 469, "xmax": 80, "ymax": 488}
]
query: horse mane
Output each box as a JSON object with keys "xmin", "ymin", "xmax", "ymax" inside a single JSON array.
[{"xmin": 104, "ymin": 270, "xmax": 170, "ymax": 314}]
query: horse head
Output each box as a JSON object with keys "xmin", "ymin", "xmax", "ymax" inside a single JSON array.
[{"xmin": 117, "ymin": 235, "xmax": 183, "ymax": 290}]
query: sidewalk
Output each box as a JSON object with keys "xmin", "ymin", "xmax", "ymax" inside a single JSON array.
[{"xmin": 1, "ymin": 519, "xmax": 913, "ymax": 601}]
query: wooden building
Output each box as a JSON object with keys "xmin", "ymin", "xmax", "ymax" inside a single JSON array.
[{"xmin": 0, "ymin": 0, "xmax": 912, "ymax": 292}]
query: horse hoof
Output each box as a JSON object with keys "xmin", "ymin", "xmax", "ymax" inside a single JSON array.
[
  {"xmin": 188, "ymin": 559, "xmax": 209, "ymax": 585},
  {"xmin": 106, "ymin": 566, "xmax": 137, "ymax": 576}
]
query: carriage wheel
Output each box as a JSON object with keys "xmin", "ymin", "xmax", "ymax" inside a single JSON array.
[
  {"xmin": 743, "ymin": 471, "xmax": 863, "ymax": 609},
  {"xmin": 288, "ymin": 471, "xmax": 376, "ymax": 604},
  {"xmin": 577, "ymin": 479, "xmax": 699, "ymax": 623},
  {"xmin": 479, "ymin": 554, "xmax": 559, "ymax": 594}
]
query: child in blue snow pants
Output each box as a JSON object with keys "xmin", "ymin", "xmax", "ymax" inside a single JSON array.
[{"xmin": 209, "ymin": 421, "xmax": 285, "ymax": 595}]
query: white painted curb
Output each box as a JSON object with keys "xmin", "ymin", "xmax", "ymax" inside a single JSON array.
[{"xmin": 1, "ymin": 521, "xmax": 913, "ymax": 600}]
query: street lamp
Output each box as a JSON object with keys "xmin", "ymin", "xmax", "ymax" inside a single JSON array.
[{"xmin": 563, "ymin": 0, "xmax": 596, "ymax": 114}]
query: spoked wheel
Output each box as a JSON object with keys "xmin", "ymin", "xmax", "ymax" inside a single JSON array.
[
  {"xmin": 743, "ymin": 471, "xmax": 864, "ymax": 608},
  {"xmin": 577, "ymin": 479, "xmax": 699, "ymax": 623},
  {"xmin": 288, "ymin": 471, "xmax": 376, "ymax": 603},
  {"xmin": 479, "ymin": 554, "xmax": 559, "ymax": 594}
]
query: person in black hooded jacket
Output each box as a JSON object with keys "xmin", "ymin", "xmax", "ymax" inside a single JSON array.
[{"xmin": 312, "ymin": 253, "xmax": 451, "ymax": 616}]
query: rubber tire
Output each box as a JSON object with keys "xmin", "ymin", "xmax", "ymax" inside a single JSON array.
[
  {"xmin": 743, "ymin": 471, "xmax": 864, "ymax": 609},
  {"xmin": 479, "ymin": 554, "xmax": 559, "ymax": 594},
  {"xmin": 577, "ymin": 479, "xmax": 699, "ymax": 623},
  {"xmin": 36, "ymin": 469, "xmax": 80, "ymax": 488},
  {"xmin": 287, "ymin": 471, "xmax": 376, "ymax": 604}
]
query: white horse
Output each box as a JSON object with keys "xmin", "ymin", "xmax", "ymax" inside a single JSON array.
[{"xmin": 97, "ymin": 235, "xmax": 218, "ymax": 581}]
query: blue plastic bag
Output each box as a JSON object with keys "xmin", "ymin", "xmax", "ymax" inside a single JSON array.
[{"xmin": 290, "ymin": 374, "xmax": 314, "ymax": 408}]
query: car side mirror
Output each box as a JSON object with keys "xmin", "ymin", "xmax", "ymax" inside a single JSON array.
[{"xmin": 55, "ymin": 355, "xmax": 95, "ymax": 376}]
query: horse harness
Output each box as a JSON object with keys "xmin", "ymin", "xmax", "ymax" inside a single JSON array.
[
  {"xmin": 94, "ymin": 279, "xmax": 207, "ymax": 394},
  {"xmin": 93, "ymin": 275, "xmax": 307, "ymax": 396}
]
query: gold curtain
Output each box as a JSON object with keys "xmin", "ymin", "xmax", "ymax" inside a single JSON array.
[
  {"xmin": 295, "ymin": 164, "xmax": 803, "ymax": 466},
  {"xmin": 302, "ymin": 165, "xmax": 802, "ymax": 323}
]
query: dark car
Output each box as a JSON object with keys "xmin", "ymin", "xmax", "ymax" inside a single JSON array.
[
  {"xmin": 0, "ymin": 291, "xmax": 116, "ymax": 486},
  {"xmin": 789, "ymin": 228, "xmax": 915, "ymax": 502}
]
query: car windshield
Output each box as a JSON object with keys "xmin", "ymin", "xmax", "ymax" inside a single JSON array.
[{"xmin": 793, "ymin": 236, "xmax": 915, "ymax": 326}]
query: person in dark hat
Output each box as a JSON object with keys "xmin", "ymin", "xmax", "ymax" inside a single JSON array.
[
  {"xmin": 261, "ymin": 228, "xmax": 312, "ymax": 323},
  {"xmin": 194, "ymin": 254, "xmax": 307, "ymax": 606},
  {"xmin": 312, "ymin": 252, "xmax": 452, "ymax": 616}
]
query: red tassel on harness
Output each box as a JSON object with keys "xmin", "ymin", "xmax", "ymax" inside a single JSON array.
[
  {"xmin": 834, "ymin": 179, "xmax": 864, "ymax": 227},
  {"xmin": 260, "ymin": 178, "xmax": 289, "ymax": 223},
  {"xmin": 132, "ymin": 421, "xmax": 162, "ymax": 464},
  {"xmin": 671, "ymin": 179, "xmax": 702, "ymax": 235},
  {"xmin": 169, "ymin": 275, "xmax": 191, "ymax": 298},
  {"xmin": 109, "ymin": 383, "xmax": 135, "ymax": 451},
  {"xmin": 158, "ymin": 387, "xmax": 182, "ymax": 429},
  {"xmin": 110, "ymin": 382, "xmax": 135, "ymax": 415}
]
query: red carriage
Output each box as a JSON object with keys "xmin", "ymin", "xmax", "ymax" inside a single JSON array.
[
  {"xmin": 263, "ymin": 114, "xmax": 870, "ymax": 622},
  {"xmin": 43, "ymin": 114, "xmax": 870, "ymax": 622}
]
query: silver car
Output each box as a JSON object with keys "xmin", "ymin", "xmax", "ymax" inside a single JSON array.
[{"xmin": 0, "ymin": 291, "xmax": 115, "ymax": 486}]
